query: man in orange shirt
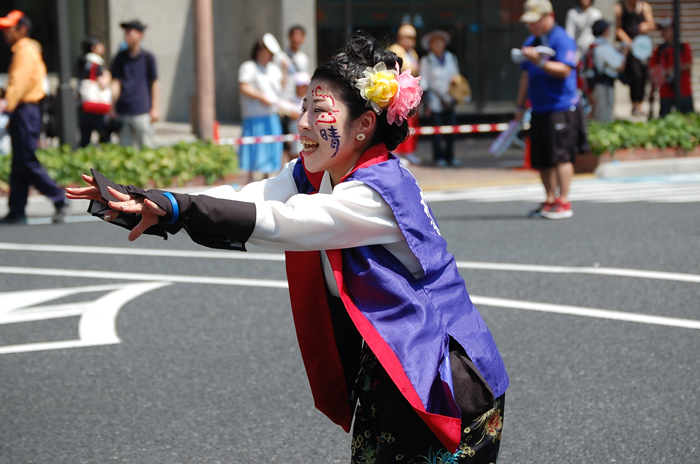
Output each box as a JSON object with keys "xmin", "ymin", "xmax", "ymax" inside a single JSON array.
[{"xmin": 0, "ymin": 10, "xmax": 66, "ymax": 225}]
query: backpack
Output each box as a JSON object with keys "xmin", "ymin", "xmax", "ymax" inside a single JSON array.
[
  {"xmin": 579, "ymin": 42, "xmax": 601, "ymax": 95},
  {"xmin": 580, "ymin": 42, "xmax": 617, "ymax": 94}
]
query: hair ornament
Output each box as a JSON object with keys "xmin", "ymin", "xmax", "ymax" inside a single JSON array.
[{"xmin": 355, "ymin": 62, "xmax": 422, "ymax": 126}]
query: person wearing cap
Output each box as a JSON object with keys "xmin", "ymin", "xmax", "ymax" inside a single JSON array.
[
  {"xmin": 650, "ymin": 18, "xmax": 694, "ymax": 117},
  {"xmin": 565, "ymin": 0, "xmax": 603, "ymax": 60},
  {"xmin": 614, "ymin": 0, "xmax": 655, "ymax": 117},
  {"xmin": 419, "ymin": 30, "xmax": 461, "ymax": 168},
  {"xmin": 515, "ymin": 0, "xmax": 587, "ymax": 220},
  {"xmin": 589, "ymin": 19, "xmax": 629, "ymax": 122},
  {"xmin": 109, "ymin": 19, "xmax": 159, "ymax": 149},
  {"xmin": 0, "ymin": 10, "xmax": 66, "ymax": 225},
  {"xmin": 238, "ymin": 37, "xmax": 284, "ymax": 184},
  {"xmin": 389, "ymin": 25, "xmax": 420, "ymax": 77},
  {"xmin": 389, "ymin": 24, "xmax": 422, "ymax": 165}
]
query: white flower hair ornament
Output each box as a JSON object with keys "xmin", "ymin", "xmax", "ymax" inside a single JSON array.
[{"xmin": 355, "ymin": 62, "xmax": 423, "ymax": 126}]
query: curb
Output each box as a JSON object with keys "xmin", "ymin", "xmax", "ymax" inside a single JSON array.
[{"xmin": 595, "ymin": 157, "xmax": 700, "ymax": 178}]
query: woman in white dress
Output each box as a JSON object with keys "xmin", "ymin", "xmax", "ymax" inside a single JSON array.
[{"xmin": 238, "ymin": 38, "xmax": 284, "ymax": 183}]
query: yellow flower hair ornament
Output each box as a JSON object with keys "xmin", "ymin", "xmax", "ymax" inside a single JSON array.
[{"xmin": 355, "ymin": 62, "xmax": 399, "ymax": 115}]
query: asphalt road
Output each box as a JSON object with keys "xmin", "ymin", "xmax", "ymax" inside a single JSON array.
[{"xmin": 0, "ymin": 194, "xmax": 698, "ymax": 464}]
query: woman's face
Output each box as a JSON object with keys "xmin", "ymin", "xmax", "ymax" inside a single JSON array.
[
  {"xmin": 429, "ymin": 36, "xmax": 446, "ymax": 56},
  {"xmin": 580, "ymin": 0, "xmax": 593, "ymax": 9},
  {"xmin": 297, "ymin": 79, "xmax": 366, "ymax": 182},
  {"xmin": 256, "ymin": 46, "xmax": 273, "ymax": 65},
  {"xmin": 398, "ymin": 34, "xmax": 416, "ymax": 51},
  {"xmin": 91, "ymin": 42, "xmax": 106, "ymax": 56}
]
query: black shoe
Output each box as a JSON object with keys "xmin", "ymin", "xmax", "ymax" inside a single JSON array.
[
  {"xmin": 53, "ymin": 201, "xmax": 67, "ymax": 224},
  {"xmin": 0, "ymin": 214, "xmax": 27, "ymax": 225}
]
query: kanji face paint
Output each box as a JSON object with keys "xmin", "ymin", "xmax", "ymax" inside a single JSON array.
[
  {"xmin": 297, "ymin": 80, "xmax": 363, "ymax": 182},
  {"xmin": 312, "ymin": 86, "xmax": 340, "ymax": 126}
]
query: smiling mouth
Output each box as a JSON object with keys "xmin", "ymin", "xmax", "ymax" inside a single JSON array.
[{"xmin": 300, "ymin": 139, "xmax": 319, "ymax": 154}]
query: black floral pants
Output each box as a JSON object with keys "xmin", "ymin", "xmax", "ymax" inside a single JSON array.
[{"xmin": 350, "ymin": 345, "xmax": 504, "ymax": 464}]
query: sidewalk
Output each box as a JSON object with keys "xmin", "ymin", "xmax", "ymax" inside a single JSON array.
[
  {"xmin": 155, "ymin": 121, "xmax": 543, "ymax": 190},
  {"xmin": 2, "ymin": 120, "xmax": 694, "ymax": 220}
]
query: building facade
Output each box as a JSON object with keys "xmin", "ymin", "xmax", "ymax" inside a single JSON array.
[{"xmin": 1, "ymin": 0, "xmax": 698, "ymax": 124}]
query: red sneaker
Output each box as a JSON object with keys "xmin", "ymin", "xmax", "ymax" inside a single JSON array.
[
  {"xmin": 540, "ymin": 199, "xmax": 573, "ymax": 219},
  {"xmin": 528, "ymin": 201, "xmax": 555, "ymax": 218}
]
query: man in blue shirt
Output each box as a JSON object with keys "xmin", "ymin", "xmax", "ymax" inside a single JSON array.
[
  {"xmin": 110, "ymin": 19, "xmax": 159, "ymax": 149},
  {"xmin": 515, "ymin": 0, "xmax": 588, "ymax": 219}
]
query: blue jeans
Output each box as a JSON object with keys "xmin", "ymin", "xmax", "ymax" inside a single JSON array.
[{"xmin": 430, "ymin": 110, "xmax": 456, "ymax": 163}]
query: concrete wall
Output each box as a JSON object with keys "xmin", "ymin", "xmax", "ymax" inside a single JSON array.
[
  {"xmin": 108, "ymin": 0, "xmax": 195, "ymax": 122},
  {"xmin": 212, "ymin": 0, "xmax": 316, "ymax": 122},
  {"xmin": 107, "ymin": 0, "xmax": 316, "ymax": 124}
]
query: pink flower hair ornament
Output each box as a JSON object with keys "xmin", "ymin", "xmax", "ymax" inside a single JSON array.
[
  {"xmin": 355, "ymin": 62, "xmax": 422, "ymax": 126},
  {"xmin": 386, "ymin": 63, "xmax": 423, "ymax": 126}
]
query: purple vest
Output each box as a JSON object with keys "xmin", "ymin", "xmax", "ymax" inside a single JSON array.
[{"xmin": 285, "ymin": 145, "xmax": 508, "ymax": 451}]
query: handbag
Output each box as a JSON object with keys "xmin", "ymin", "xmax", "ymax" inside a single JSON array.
[
  {"xmin": 79, "ymin": 62, "xmax": 112, "ymax": 115},
  {"xmin": 448, "ymin": 74, "xmax": 472, "ymax": 103}
]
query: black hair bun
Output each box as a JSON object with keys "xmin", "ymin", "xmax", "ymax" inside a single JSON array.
[
  {"xmin": 312, "ymin": 31, "xmax": 413, "ymax": 151},
  {"xmin": 344, "ymin": 30, "xmax": 403, "ymax": 74}
]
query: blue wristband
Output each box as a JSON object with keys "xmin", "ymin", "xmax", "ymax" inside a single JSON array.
[{"xmin": 162, "ymin": 192, "xmax": 179, "ymax": 224}]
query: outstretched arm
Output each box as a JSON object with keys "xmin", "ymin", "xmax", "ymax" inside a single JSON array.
[
  {"xmin": 67, "ymin": 171, "xmax": 257, "ymax": 250},
  {"xmin": 66, "ymin": 174, "xmax": 165, "ymax": 242}
]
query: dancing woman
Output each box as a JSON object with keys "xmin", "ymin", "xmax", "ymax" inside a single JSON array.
[{"xmin": 67, "ymin": 32, "xmax": 508, "ymax": 463}]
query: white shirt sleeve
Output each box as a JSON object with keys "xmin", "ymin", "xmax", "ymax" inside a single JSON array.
[
  {"xmin": 238, "ymin": 61, "xmax": 257, "ymax": 84},
  {"xmin": 419, "ymin": 56, "xmax": 430, "ymax": 91},
  {"xmin": 294, "ymin": 51, "xmax": 310, "ymax": 73},
  {"xmin": 250, "ymin": 178, "xmax": 405, "ymax": 252},
  {"xmin": 565, "ymin": 10, "xmax": 577, "ymax": 39},
  {"xmin": 199, "ymin": 159, "xmax": 406, "ymax": 252},
  {"xmin": 199, "ymin": 160, "xmax": 424, "ymax": 291}
]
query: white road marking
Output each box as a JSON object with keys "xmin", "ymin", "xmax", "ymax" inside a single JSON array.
[
  {"xmin": 0, "ymin": 242, "xmax": 285, "ymax": 261},
  {"xmin": 2, "ymin": 242, "xmax": 698, "ymax": 285},
  {"xmin": 1, "ymin": 266, "xmax": 698, "ymax": 332},
  {"xmin": 0, "ymin": 266, "xmax": 289, "ymax": 288},
  {"xmin": 471, "ymin": 296, "xmax": 700, "ymax": 330},
  {"xmin": 455, "ymin": 261, "xmax": 700, "ymax": 284},
  {"xmin": 0, "ymin": 282, "xmax": 170, "ymax": 355}
]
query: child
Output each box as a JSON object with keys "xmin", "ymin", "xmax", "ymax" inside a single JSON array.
[{"xmin": 650, "ymin": 18, "xmax": 695, "ymax": 117}]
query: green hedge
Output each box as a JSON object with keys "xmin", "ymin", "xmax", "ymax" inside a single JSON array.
[
  {"xmin": 587, "ymin": 112, "xmax": 700, "ymax": 155},
  {"xmin": 0, "ymin": 141, "xmax": 238, "ymax": 188},
  {"xmin": 2, "ymin": 115, "xmax": 697, "ymax": 184}
]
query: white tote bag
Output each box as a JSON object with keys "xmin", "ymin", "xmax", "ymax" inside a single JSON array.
[{"xmin": 79, "ymin": 59, "xmax": 112, "ymax": 115}]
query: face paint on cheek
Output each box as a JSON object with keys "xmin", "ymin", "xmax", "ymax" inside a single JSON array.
[
  {"xmin": 320, "ymin": 126, "xmax": 342, "ymax": 157},
  {"xmin": 312, "ymin": 85, "xmax": 340, "ymax": 125}
]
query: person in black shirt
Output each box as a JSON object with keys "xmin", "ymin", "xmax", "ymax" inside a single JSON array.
[
  {"xmin": 109, "ymin": 20, "xmax": 159, "ymax": 149},
  {"xmin": 614, "ymin": 0, "xmax": 655, "ymax": 116}
]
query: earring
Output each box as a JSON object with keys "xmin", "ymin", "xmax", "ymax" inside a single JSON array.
[{"xmin": 356, "ymin": 133, "xmax": 366, "ymax": 141}]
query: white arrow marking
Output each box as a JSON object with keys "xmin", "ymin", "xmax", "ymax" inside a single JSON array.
[
  {"xmin": 1, "ymin": 266, "xmax": 698, "ymax": 331},
  {"xmin": 0, "ymin": 282, "xmax": 170, "ymax": 355}
]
